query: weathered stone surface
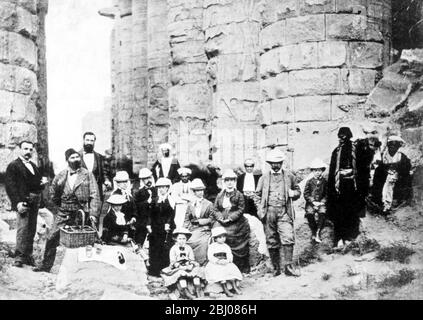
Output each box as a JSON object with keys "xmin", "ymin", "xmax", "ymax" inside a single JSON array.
[
  {"xmin": 171, "ymin": 40, "xmax": 207, "ymax": 64},
  {"xmin": 169, "ymin": 83, "xmax": 210, "ymax": 117},
  {"xmin": 331, "ymin": 94, "xmax": 365, "ymax": 120},
  {"xmin": 0, "ymin": 91, "xmax": 36, "ymax": 123},
  {"xmin": 285, "ymin": 14, "xmax": 325, "ymax": 45},
  {"xmin": 261, "ymin": 0, "xmax": 298, "ymax": 26},
  {"xmin": 2, "ymin": 121, "xmax": 37, "ymax": 146},
  {"xmin": 289, "ymin": 69, "xmax": 342, "ymax": 96},
  {"xmin": 268, "ymin": 98, "xmax": 294, "ymax": 124},
  {"xmin": 349, "ymin": 42, "xmax": 383, "ymax": 69},
  {"xmin": 294, "ymin": 95, "xmax": 331, "ymax": 122},
  {"xmin": 346, "ymin": 68, "xmax": 377, "ymax": 94},
  {"xmin": 335, "ymin": 0, "xmax": 367, "ymax": 13},
  {"xmin": 0, "ymin": 30, "xmax": 37, "ymax": 71},
  {"xmin": 317, "ymin": 41, "xmax": 347, "ymax": 67},
  {"xmin": 260, "ymin": 20, "xmax": 286, "ymax": 51},
  {"xmin": 265, "ymin": 123, "xmax": 288, "ymax": 147},
  {"xmin": 170, "ymin": 63, "xmax": 208, "ymax": 85},
  {"xmin": 203, "ymin": 0, "xmax": 261, "ymax": 28},
  {"xmin": 260, "ymin": 73, "xmax": 289, "ymax": 101},
  {"xmin": 326, "ymin": 14, "xmax": 383, "ymax": 42},
  {"xmin": 0, "ymin": 63, "xmax": 38, "ymax": 95},
  {"xmin": 0, "ymin": 2, "xmax": 38, "ymax": 39},
  {"xmin": 209, "ymin": 52, "xmax": 259, "ymax": 83},
  {"xmin": 299, "ymin": 0, "xmax": 336, "ymax": 14}
]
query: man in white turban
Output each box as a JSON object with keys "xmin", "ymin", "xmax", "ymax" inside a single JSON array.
[{"xmin": 151, "ymin": 143, "xmax": 181, "ymax": 183}]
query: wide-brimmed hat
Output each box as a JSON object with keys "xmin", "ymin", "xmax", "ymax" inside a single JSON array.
[
  {"xmin": 387, "ymin": 135, "xmax": 405, "ymax": 145},
  {"xmin": 177, "ymin": 167, "xmax": 192, "ymax": 176},
  {"xmin": 139, "ymin": 168, "xmax": 153, "ymax": 179},
  {"xmin": 173, "ymin": 227, "xmax": 192, "ymax": 239},
  {"xmin": 156, "ymin": 177, "xmax": 172, "ymax": 187},
  {"xmin": 211, "ymin": 226, "xmax": 227, "ymax": 238},
  {"xmin": 114, "ymin": 171, "xmax": 129, "ymax": 182},
  {"xmin": 106, "ymin": 194, "xmax": 127, "ymax": 205},
  {"xmin": 244, "ymin": 158, "xmax": 255, "ymax": 167},
  {"xmin": 190, "ymin": 178, "xmax": 206, "ymax": 190},
  {"xmin": 222, "ymin": 169, "xmax": 237, "ymax": 180},
  {"xmin": 266, "ymin": 149, "xmax": 286, "ymax": 163},
  {"xmin": 309, "ymin": 158, "xmax": 327, "ymax": 170}
]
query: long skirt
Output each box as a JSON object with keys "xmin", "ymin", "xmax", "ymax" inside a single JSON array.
[
  {"xmin": 187, "ymin": 227, "xmax": 211, "ymax": 266},
  {"xmin": 223, "ymin": 216, "xmax": 250, "ymax": 273},
  {"xmin": 148, "ymin": 231, "xmax": 171, "ymax": 276},
  {"xmin": 204, "ymin": 261, "xmax": 242, "ymax": 284},
  {"xmin": 161, "ymin": 264, "xmax": 205, "ymax": 287}
]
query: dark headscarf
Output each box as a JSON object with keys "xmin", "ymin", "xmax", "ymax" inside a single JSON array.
[
  {"xmin": 65, "ymin": 148, "xmax": 79, "ymax": 160},
  {"xmin": 337, "ymin": 127, "xmax": 353, "ymax": 139}
]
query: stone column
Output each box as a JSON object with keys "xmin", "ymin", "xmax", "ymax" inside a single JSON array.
[
  {"xmin": 147, "ymin": 0, "xmax": 171, "ymax": 166},
  {"xmin": 131, "ymin": 0, "xmax": 148, "ymax": 173},
  {"xmin": 167, "ymin": 0, "xmax": 211, "ymax": 166},
  {"xmin": 0, "ymin": 0, "xmax": 43, "ymax": 172},
  {"xmin": 203, "ymin": 0, "xmax": 264, "ymax": 169},
  {"xmin": 259, "ymin": 0, "xmax": 392, "ymax": 169}
]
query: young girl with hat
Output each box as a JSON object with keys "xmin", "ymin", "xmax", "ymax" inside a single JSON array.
[
  {"xmin": 101, "ymin": 194, "xmax": 136, "ymax": 244},
  {"xmin": 204, "ymin": 226, "xmax": 243, "ymax": 297},
  {"xmin": 161, "ymin": 227, "xmax": 205, "ymax": 299}
]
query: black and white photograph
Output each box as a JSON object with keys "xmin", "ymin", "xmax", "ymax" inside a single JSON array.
[{"xmin": 0, "ymin": 0, "xmax": 422, "ymax": 303}]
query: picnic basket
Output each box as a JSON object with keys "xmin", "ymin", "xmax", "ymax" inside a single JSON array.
[{"xmin": 59, "ymin": 209, "xmax": 97, "ymax": 248}]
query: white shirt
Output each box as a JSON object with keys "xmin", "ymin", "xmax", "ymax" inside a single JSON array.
[
  {"xmin": 194, "ymin": 198, "xmax": 203, "ymax": 218},
  {"xmin": 67, "ymin": 170, "xmax": 78, "ymax": 189},
  {"xmin": 243, "ymin": 172, "xmax": 256, "ymax": 192},
  {"xmin": 20, "ymin": 157, "xmax": 35, "ymax": 175},
  {"xmin": 161, "ymin": 157, "xmax": 172, "ymax": 178},
  {"xmin": 84, "ymin": 153, "xmax": 95, "ymax": 172}
]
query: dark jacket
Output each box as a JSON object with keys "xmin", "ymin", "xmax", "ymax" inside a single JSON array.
[
  {"xmin": 184, "ymin": 198, "xmax": 215, "ymax": 231},
  {"xmin": 5, "ymin": 158, "xmax": 44, "ymax": 210},
  {"xmin": 213, "ymin": 190, "xmax": 246, "ymax": 224},
  {"xmin": 236, "ymin": 173, "xmax": 261, "ymax": 193},
  {"xmin": 79, "ymin": 150, "xmax": 111, "ymax": 199},
  {"xmin": 304, "ymin": 176, "xmax": 327, "ymax": 204},
  {"xmin": 149, "ymin": 197, "xmax": 175, "ymax": 233},
  {"xmin": 133, "ymin": 186, "xmax": 157, "ymax": 227},
  {"xmin": 151, "ymin": 157, "xmax": 180, "ymax": 183}
]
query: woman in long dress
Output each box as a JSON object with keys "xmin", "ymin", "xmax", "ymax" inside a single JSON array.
[
  {"xmin": 183, "ymin": 178, "xmax": 215, "ymax": 265},
  {"xmin": 213, "ymin": 169, "xmax": 251, "ymax": 273}
]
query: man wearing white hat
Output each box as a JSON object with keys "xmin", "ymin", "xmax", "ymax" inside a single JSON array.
[
  {"xmin": 133, "ymin": 168, "xmax": 157, "ymax": 248},
  {"xmin": 255, "ymin": 148, "xmax": 301, "ymax": 277},
  {"xmin": 151, "ymin": 143, "xmax": 181, "ymax": 183},
  {"xmin": 169, "ymin": 167, "xmax": 194, "ymax": 228},
  {"xmin": 372, "ymin": 135, "xmax": 411, "ymax": 214}
]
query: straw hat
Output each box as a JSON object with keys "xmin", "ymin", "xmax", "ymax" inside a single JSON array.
[
  {"xmin": 156, "ymin": 177, "xmax": 172, "ymax": 187},
  {"xmin": 190, "ymin": 178, "xmax": 206, "ymax": 190},
  {"xmin": 222, "ymin": 169, "xmax": 237, "ymax": 180},
  {"xmin": 114, "ymin": 171, "xmax": 129, "ymax": 182},
  {"xmin": 211, "ymin": 226, "xmax": 227, "ymax": 238},
  {"xmin": 387, "ymin": 135, "xmax": 405, "ymax": 145},
  {"xmin": 106, "ymin": 194, "xmax": 127, "ymax": 205},
  {"xmin": 177, "ymin": 167, "xmax": 192, "ymax": 176},
  {"xmin": 173, "ymin": 227, "xmax": 192, "ymax": 239},
  {"xmin": 309, "ymin": 158, "xmax": 327, "ymax": 170},
  {"xmin": 266, "ymin": 149, "xmax": 286, "ymax": 163},
  {"xmin": 139, "ymin": 168, "xmax": 153, "ymax": 179}
]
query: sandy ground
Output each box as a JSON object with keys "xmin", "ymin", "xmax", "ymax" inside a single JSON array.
[{"xmin": 1, "ymin": 204, "xmax": 423, "ymax": 300}]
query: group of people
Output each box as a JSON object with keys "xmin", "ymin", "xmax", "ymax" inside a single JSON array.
[{"xmin": 4, "ymin": 125, "xmax": 412, "ymax": 298}]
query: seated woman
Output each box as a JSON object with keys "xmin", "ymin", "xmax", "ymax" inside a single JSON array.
[
  {"xmin": 183, "ymin": 178, "xmax": 215, "ymax": 266},
  {"xmin": 204, "ymin": 227, "xmax": 243, "ymax": 297},
  {"xmin": 213, "ymin": 169, "xmax": 251, "ymax": 273},
  {"xmin": 161, "ymin": 227, "xmax": 205, "ymax": 299},
  {"xmin": 101, "ymin": 194, "xmax": 136, "ymax": 244}
]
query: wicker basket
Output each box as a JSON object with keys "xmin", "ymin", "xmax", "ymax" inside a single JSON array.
[{"xmin": 59, "ymin": 209, "xmax": 97, "ymax": 248}]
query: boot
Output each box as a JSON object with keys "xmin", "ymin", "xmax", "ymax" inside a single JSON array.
[
  {"xmin": 232, "ymin": 281, "xmax": 242, "ymax": 295},
  {"xmin": 283, "ymin": 245, "xmax": 300, "ymax": 277},
  {"xmin": 222, "ymin": 282, "xmax": 234, "ymax": 297},
  {"xmin": 194, "ymin": 285, "xmax": 204, "ymax": 298},
  {"xmin": 183, "ymin": 288, "xmax": 196, "ymax": 300},
  {"xmin": 269, "ymin": 249, "xmax": 281, "ymax": 276}
]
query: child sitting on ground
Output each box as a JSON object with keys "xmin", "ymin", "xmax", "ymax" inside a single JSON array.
[
  {"xmin": 204, "ymin": 227, "xmax": 242, "ymax": 297},
  {"xmin": 304, "ymin": 158, "xmax": 328, "ymax": 243},
  {"xmin": 161, "ymin": 227, "xmax": 205, "ymax": 299},
  {"xmin": 102, "ymin": 194, "xmax": 136, "ymax": 244}
]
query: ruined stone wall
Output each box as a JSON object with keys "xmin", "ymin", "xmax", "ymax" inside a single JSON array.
[
  {"xmin": 168, "ymin": 0, "xmax": 211, "ymax": 165},
  {"xmin": 0, "ymin": 0, "xmax": 49, "ymax": 174},
  {"xmin": 259, "ymin": 0, "xmax": 392, "ymax": 169}
]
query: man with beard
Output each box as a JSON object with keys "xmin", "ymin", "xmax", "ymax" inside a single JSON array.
[
  {"xmin": 34, "ymin": 149, "xmax": 100, "ymax": 272},
  {"xmin": 5, "ymin": 141, "xmax": 48, "ymax": 268},
  {"xmin": 151, "ymin": 143, "xmax": 180, "ymax": 183},
  {"xmin": 133, "ymin": 168, "xmax": 157, "ymax": 249},
  {"xmin": 327, "ymin": 127, "xmax": 362, "ymax": 249},
  {"xmin": 79, "ymin": 132, "xmax": 112, "ymax": 201}
]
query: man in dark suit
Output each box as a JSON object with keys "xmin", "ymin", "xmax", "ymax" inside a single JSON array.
[
  {"xmin": 34, "ymin": 149, "xmax": 101, "ymax": 272},
  {"xmin": 236, "ymin": 159, "xmax": 261, "ymax": 218},
  {"xmin": 79, "ymin": 132, "xmax": 112, "ymax": 201},
  {"xmin": 5, "ymin": 141, "xmax": 47, "ymax": 268},
  {"xmin": 151, "ymin": 143, "xmax": 180, "ymax": 183}
]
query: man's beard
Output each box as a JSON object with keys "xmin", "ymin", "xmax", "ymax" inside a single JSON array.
[
  {"xmin": 163, "ymin": 151, "xmax": 170, "ymax": 157},
  {"xmin": 83, "ymin": 144, "xmax": 94, "ymax": 153},
  {"xmin": 69, "ymin": 160, "xmax": 81, "ymax": 170}
]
